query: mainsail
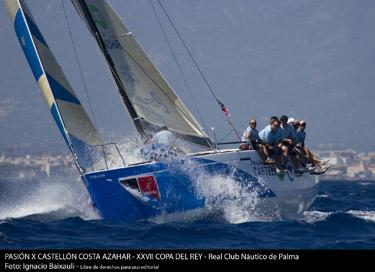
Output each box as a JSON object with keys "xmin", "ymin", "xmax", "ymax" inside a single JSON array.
[
  {"xmin": 5, "ymin": 0, "xmax": 104, "ymax": 172},
  {"xmin": 72, "ymin": 0, "xmax": 214, "ymax": 148}
]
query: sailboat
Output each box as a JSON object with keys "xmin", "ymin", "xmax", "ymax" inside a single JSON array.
[{"xmin": 5, "ymin": 0, "xmax": 320, "ymax": 222}]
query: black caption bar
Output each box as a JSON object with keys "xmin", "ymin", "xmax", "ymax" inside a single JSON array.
[{"xmin": 1, "ymin": 250, "xmax": 372, "ymax": 269}]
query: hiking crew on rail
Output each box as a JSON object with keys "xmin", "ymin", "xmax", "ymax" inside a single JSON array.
[{"xmin": 241, "ymin": 115, "xmax": 330, "ymax": 175}]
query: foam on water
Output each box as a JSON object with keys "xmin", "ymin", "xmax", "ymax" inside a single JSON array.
[
  {"xmin": 302, "ymin": 211, "xmax": 332, "ymax": 223},
  {"xmin": 147, "ymin": 171, "xmax": 269, "ymax": 224},
  {"xmin": 179, "ymin": 159, "xmax": 279, "ymax": 224},
  {"xmin": 0, "ymin": 175, "xmax": 99, "ymax": 221},
  {"xmin": 114, "ymin": 143, "xmax": 275, "ymax": 224},
  {"xmin": 317, "ymin": 194, "xmax": 329, "ymax": 198},
  {"xmin": 302, "ymin": 210, "xmax": 375, "ymax": 224},
  {"xmin": 116, "ymin": 135, "xmax": 206, "ymax": 165},
  {"xmin": 0, "ymin": 137, "xmax": 146, "ymax": 222},
  {"xmin": 116, "ymin": 136, "xmax": 145, "ymax": 165},
  {"xmin": 195, "ymin": 174, "xmax": 260, "ymax": 224},
  {"xmin": 347, "ymin": 210, "xmax": 375, "ymax": 223},
  {"xmin": 0, "ymin": 137, "xmax": 287, "ymax": 224}
]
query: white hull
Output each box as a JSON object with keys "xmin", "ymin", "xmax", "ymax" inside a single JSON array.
[{"xmin": 193, "ymin": 149, "xmax": 320, "ymax": 219}]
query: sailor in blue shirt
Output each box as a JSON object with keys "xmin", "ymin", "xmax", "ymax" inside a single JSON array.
[
  {"xmin": 258, "ymin": 120, "xmax": 282, "ymax": 165},
  {"xmin": 259, "ymin": 120, "xmax": 282, "ymax": 147},
  {"xmin": 279, "ymin": 115, "xmax": 305, "ymax": 171},
  {"xmin": 258, "ymin": 116, "xmax": 279, "ymax": 140},
  {"xmin": 279, "ymin": 115, "xmax": 296, "ymax": 144}
]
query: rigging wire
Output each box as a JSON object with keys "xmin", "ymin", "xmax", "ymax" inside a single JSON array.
[
  {"xmin": 156, "ymin": 0, "xmax": 218, "ymax": 101},
  {"xmin": 156, "ymin": 0, "xmax": 242, "ymax": 141},
  {"xmin": 148, "ymin": 0, "xmax": 209, "ymax": 133},
  {"xmin": 219, "ymin": 128, "xmax": 237, "ymax": 142},
  {"xmin": 61, "ymin": 0, "xmax": 98, "ymax": 128},
  {"xmin": 74, "ymin": 1, "xmax": 214, "ymax": 148}
]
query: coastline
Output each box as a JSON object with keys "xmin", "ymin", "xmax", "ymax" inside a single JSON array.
[{"xmin": 320, "ymin": 177, "xmax": 375, "ymax": 182}]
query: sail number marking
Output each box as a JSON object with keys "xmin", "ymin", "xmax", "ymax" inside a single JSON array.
[
  {"xmin": 253, "ymin": 166, "xmax": 277, "ymax": 176},
  {"xmin": 105, "ymin": 39, "xmax": 122, "ymax": 49}
]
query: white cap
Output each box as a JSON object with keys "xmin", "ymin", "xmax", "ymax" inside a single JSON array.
[{"xmin": 287, "ymin": 117, "xmax": 295, "ymax": 124}]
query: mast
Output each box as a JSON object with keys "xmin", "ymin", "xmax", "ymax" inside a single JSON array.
[
  {"xmin": 75, "ymin": 0, "xmax": 148, "ymax": 139},
  {"xmin": 72, "ymin": 0, "xmax": 214, "ymax": 148}
]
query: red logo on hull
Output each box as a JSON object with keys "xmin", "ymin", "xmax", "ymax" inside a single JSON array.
[{"xmin": 137, "ymin": 176, "xmax": 160, "ymax": 200}]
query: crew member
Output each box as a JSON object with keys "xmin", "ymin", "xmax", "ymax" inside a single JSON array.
[
  {"xmin": 140, "ymin": 126, "xmax": 184, "ymax": 161},
  {"xmin": 241, "ymin": 118, "xmax": 260, "ymax": 149}
]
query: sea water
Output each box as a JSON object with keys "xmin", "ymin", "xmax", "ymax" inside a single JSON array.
[{"xmin": 0, "ymin": 175, "xmax": 374, "ymax": 249}]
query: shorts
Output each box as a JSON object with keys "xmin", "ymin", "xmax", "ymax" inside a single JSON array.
[{"xmin": 268, "ymin": 146, "xmax": 282, "ymax": 156}]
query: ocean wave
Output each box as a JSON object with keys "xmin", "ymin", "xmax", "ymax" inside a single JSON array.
[
  {"xmin": 359, "ymin": 182, "xmax": 375, "ymax": 186},
  {"xmin": 301, "ymin": 210, "xmax": 333, "ymax": 223},
  {"xmin": 317, "ymin": 194, "xmax": 329, "ymax": 198},
  {"xmin": 181, "ymin": 160, "xmax": 280, "ymax": 224},
  {"xmin": 0, "ymin": 175, "xmax": 99, "ymax": 221},
  {"xmin": 347, "ymin": 210, "xmax": 375, "ymax": 223},
  {"xmin": 0, "ymin": 231, "xmax": 8, "ymax": 243}
]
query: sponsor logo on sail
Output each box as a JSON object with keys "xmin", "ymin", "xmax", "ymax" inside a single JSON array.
[
  {"xmin": 89, "ymin": 4, "xmax": 108, "ymax": 29},
  {"xmin": 104, "ymin": 39, "xmax": 122, "ymax": 49}
]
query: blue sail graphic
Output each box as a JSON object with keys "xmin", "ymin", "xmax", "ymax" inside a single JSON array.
[{"xmin": 5, "ymin": 0, "xmax": 104, "ymax": 172}]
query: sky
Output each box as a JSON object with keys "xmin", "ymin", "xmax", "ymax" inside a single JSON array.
[{"xmin": 1, "ymin": 0, "xmax": 375, "ymax": 155}]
